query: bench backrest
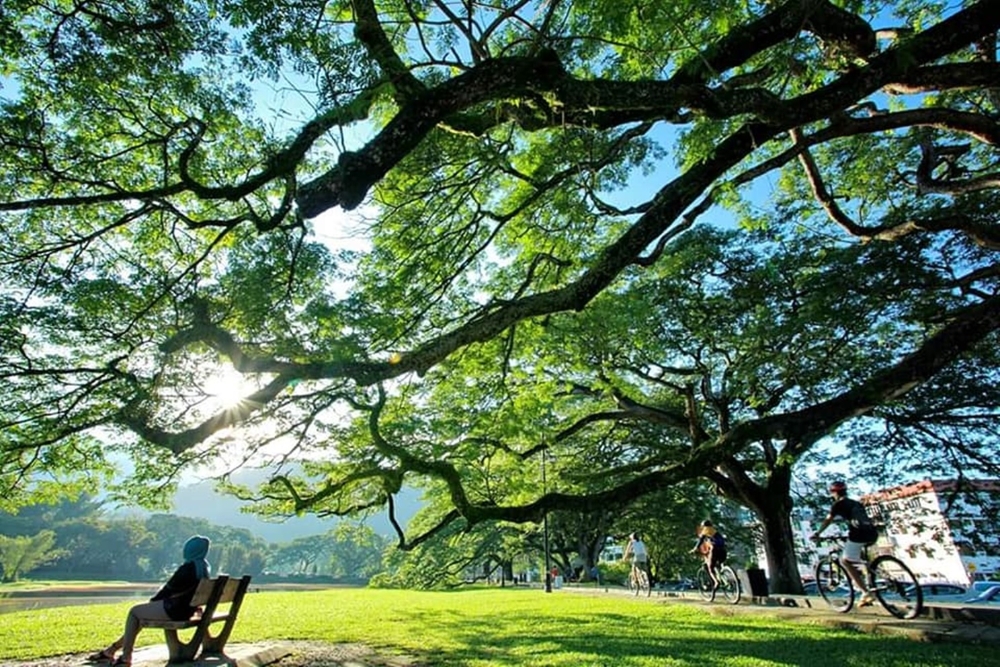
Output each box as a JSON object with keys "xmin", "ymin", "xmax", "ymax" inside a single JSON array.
[{"xmin": 189, "ymin": 575, "xmax": 250, "ymax": 607}]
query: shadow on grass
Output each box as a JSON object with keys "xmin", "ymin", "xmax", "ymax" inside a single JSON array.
[{"xmin": 389, "ymin": 601, "xmax": 992, "ymax": 666}]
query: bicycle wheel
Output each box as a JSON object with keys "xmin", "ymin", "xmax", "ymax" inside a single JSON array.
[
  {"xmin": 815, "ymin": 556, "xmax": 854, "ymax": 613},
  {"xmin": 627, "ymin": 568, "xmax": 637, "ymax": 594},
  {"xmin": 718, "ymin": 566, "xmax": 741, "ymax": 604},
  {"xmin": 696, "ymin": 566, "xmax": 715, "ymax": 601},
  {"xmin": 635, "ymin": 565, "xmax": 651, "ymax": 597},
  {"xmin": 869, "ymin": 555, "xmax": 922, "ymax": 620}
]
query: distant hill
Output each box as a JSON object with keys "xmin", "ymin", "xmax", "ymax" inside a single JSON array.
[{"xmin": 169, "ymin": 472, "xmax": 423, "ymax": 544}]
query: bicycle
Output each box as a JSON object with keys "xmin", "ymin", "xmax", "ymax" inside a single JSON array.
[
  {"xmin": 813, "ymin": 537, "xmax": 923, "ymax": 619},
  {"xmin": 695, "ymin": 561, "xmax": 741, "ymax": 604},
  {"xmin": 627, "ymin": 560, "xmax": 651, "ymax": 597}
]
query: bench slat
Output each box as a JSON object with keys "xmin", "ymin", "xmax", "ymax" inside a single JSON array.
[
  {"xmin": 185, "ymin": 575, "xmax": 244, "ymax": 608},
  {"xmin": 146, "ymin": 612, "xmax": 231, "ymax": 631},
  {"xmin": 188, "ymin": 577, "xmax": 218, "ymax": 608},
  {"xmin": 146, "ymin": 574, "xmax": 251, "ymax": 664}
]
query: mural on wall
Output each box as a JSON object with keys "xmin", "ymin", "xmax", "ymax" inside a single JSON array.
[
  {"xmin": 789, "ymin": 479, "xmax": 1000, "ymax": 585},
  {"xmin": 862, "ymin": 479, "xmax": 1000, "ymax": 585}
]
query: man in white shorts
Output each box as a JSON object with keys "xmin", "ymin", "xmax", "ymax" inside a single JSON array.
[{"xmin": 812, "ymin": 480, "xmax": 879, "ymax": 606}]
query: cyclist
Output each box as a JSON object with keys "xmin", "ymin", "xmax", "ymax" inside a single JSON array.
[
  {"xmin": 623, "ymin": 532, "xmax": 650, "ymax": 587},
  {"xmin": 690, "ymin": 519, "xmax": 727, "ymax": 589},
  {"xmin": 812, "ymin": 480, "xmax": 879, "ymax": 606}
]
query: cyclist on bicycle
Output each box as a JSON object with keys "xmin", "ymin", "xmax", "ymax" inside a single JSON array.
[
  {"xmin": 690, "ymin": 520, "xmax": 727, "ymax": 589},
  {"xmin": 812, "ymin": 480, "xmax": 879, "ymax": 606},
  {"xmin": 623, "ymin": 532, "xmax": 650, "ymax": 585}
]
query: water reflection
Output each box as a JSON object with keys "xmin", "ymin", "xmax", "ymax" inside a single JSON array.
[
  {"xmin": 0, "ymin": 583, "xmax": 321, "ymax": 614},
  {"xmin": 0, "ymin": 587, "xmax": 155, "ymax": 614}
]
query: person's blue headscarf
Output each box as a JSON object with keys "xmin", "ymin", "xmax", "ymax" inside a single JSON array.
[{"xmin": 183, "ymin": 535, "xmax": 211, "ymax": 579}]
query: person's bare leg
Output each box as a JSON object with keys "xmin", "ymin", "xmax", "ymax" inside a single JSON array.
[
  {"xmin": 839, "ymin": 557, "xmax": 869, "ymax": 596},
  {"xmin": 118, "ymin": 600, "xmax": 172, "ymax": 664},
  {"xmin": 90, "ymin": 636, "xmax": 121, "ymax": 661},
  {"xmin": 705, "ymin": 558, "xmax": 719, "ymax": 588}
]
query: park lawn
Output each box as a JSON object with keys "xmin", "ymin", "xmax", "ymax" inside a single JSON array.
[{"xmin": 0, "ymin": 587, "xmax": 988, "ymax": 666}]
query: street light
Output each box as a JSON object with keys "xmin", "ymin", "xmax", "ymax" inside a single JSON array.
[{"xmin": 542, "ymin": 449, "xmax": 552, "ymax": 593}]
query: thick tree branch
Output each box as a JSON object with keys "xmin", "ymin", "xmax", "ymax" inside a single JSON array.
[
  {"xmin": 714, "ymin": 293, "xmax": 1000, "ymax": 457},
  {"xmin": 297, "ymin": 1, "xmax": 1000, "ymax": 216},
  {"xmin": 352, "ymin": 0, "xmax": 426, "ymax": 101}
]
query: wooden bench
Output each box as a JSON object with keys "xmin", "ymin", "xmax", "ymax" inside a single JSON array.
[{"xmin": 144, "ymin": 574, "xmax": 251, "ymax": 664}]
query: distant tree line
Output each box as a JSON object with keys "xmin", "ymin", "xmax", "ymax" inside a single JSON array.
[
  {"xmin": 0, "ymin": 496, "xmax": 386, "ymax": 583},
  {"xmin": 372, "ymin": 479, "xmax": 761, "ymax": 589},
  {"xmin": 1, "ymin": 484, "xmax": 804, "ymax": 589}
]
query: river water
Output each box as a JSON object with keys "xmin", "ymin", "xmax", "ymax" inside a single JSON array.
[
  {"xmin": 0, "ymin": 582, "xmax": 334, "ymax": 614},
  {"xmin": 0, "ymin": 586, "xmax": 157, "ymax": 614}
]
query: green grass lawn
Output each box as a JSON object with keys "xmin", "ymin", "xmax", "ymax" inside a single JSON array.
[{"xmin": 0, "ymin": 587, "xmax": 987, "ymax": 666}]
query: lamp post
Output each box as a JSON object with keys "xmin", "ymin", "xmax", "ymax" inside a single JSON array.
[{"xmin": 542, "ymin": 449, "xmax": 552, "ymax": 593}]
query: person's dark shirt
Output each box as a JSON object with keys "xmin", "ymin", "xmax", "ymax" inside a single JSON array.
[
  {"xmin": 830, "ymin": 497, "xmax": 876, "ymax": 543},
  {"xmin": 150, "ymin": 561, "xmax": 203, "ymax": 620}
]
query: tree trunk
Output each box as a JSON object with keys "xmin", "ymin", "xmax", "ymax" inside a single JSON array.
[
  {"xmin": 757, "ymin": 502, "xmax": 803, "ymax": 594},
  {"xmin": 576, "ymin": 537, "xmax": 597, "ymax": 581},
  {"xmin": 718, "ymin": 459, "xmax": 804, "ymax": 594}
]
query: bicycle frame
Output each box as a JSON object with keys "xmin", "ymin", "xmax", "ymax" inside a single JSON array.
[
  {"xmin": 628, "ymin": 560, "xmax": 651, "ymax": 597},
  {"xmin": 814, "ymin": 539, "xmax": 923, "ymax": 620},
  {"xmin": 695, "ymin": 561, "xmax": 741, "ymax": 604}
]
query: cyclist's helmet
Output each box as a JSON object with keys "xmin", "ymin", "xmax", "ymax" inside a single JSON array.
[
  {"xmin": 829, "ymin": 480, "xmax": 848, "ymax": 495},
  {"xmin": 700, "ymin": 519, "xmax": 714, "ymax": 528}
]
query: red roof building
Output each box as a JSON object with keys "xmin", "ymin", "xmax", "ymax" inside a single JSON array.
[{"xmin": 860, "ymin": 479, "xmax": 1000, "ymax": 585}]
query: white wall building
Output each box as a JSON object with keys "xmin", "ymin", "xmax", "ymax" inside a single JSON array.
[
  {"xmin": 598, "ymin": 537, "xmax": 624, "ymax": 563},
  {"xmin": 860, "ymin": 479, "xmax": 1000, "ymax": 585},
  {"xmin": 792, "ymin": 479, "xmax": 1000, "ymax": 585}
]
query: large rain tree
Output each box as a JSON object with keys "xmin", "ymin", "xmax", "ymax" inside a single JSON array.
[
  {"xmin": 3, "ymin": 0, "xmax": 1000, "ymax": 589},
  {"xmin": 526, "ymin": 225, "xmax": 1000, "ymax": 592}
]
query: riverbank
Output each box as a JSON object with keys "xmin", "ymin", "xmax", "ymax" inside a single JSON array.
[{"xmin": 0, "ymin": 581, "xmax": 349, "ymax": 614}]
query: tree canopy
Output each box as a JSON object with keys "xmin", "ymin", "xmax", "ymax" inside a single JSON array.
[{"xmin": 2, "ymin": 0, "xmax": 1000, "ymax": 577}]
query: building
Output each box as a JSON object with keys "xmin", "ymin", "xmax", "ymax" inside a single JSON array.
[
  {"xmin": 789, "ymin": 478, "xmax": 1000, "ymax": 586},
  {"xmin": 598, "ymin": 537, "xmax": 624, "ymax": 563},
  {"xmin": 860, "ymin": 479, "xmax": 1000, "ymax": 585}
]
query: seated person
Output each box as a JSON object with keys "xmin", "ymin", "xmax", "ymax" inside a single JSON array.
[{"xmin": 87, "ymin": 535, "xmax": 211, "ymax": 666}]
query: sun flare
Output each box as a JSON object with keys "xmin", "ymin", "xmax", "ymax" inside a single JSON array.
[{"xmin": 203, "ymin": 366, "xmax": 254, "ymax": 410}]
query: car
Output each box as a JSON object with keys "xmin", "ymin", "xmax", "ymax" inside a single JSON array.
[
  {"xmin": 801, "ymin": 581, "xmax": 850, "ymax": 597},
  {"xmin": 660, "ymin": 579, "xmax": 697, "ymax": 591},
  {"xmin": 971, "ymin": 580, "xmax": 1000, "ymax": 594},
  {"xmin": 965, "ymin": 585, "xmax": 1000, "ymax": 604},
  {"xmin": 903, "ymin": 583, "xmax": 968, "ymax": 604}
]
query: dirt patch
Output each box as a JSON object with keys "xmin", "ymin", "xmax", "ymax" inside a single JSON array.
[
  {"xmin": 269, "ymin": 641, "xmax": 428, "ymax": 666},
  {"xmin": 3, "ymin": 642, "xmax": 427, "ymax": 667}
]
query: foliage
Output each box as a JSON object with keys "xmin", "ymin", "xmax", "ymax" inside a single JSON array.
[
  {"xmin": 596, "ymin": 560, "xmax": 632, "ymax": 586},
  {"xmin": 0, "ymin": 500, "xmax": 303, "ymax": 580},
  {"xmin": 327, "ymin": 522, "xmax": 390, "ymax": 579},
  {"xmin": 615, "ymin": 481, "xmax": 753, "ymax": 581},
  {"xmin": 3, "ymin": 0, "xmax": 1000, "ymax": 600},
  {"xmin": 0, "ymin": 530, "xmax": 61, "ymax": 582},
  {"xmin": 266, "ymin": 523, "xmax": 388, "ymax": 577},
  {"xmin": 376, "ymin": 507, "xmax": 526, "ymax": 589}
]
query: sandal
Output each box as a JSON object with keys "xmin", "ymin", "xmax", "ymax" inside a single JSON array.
[{"xmin": 86, "ymin": 650, "xmax": 115, "ymax": 662}]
